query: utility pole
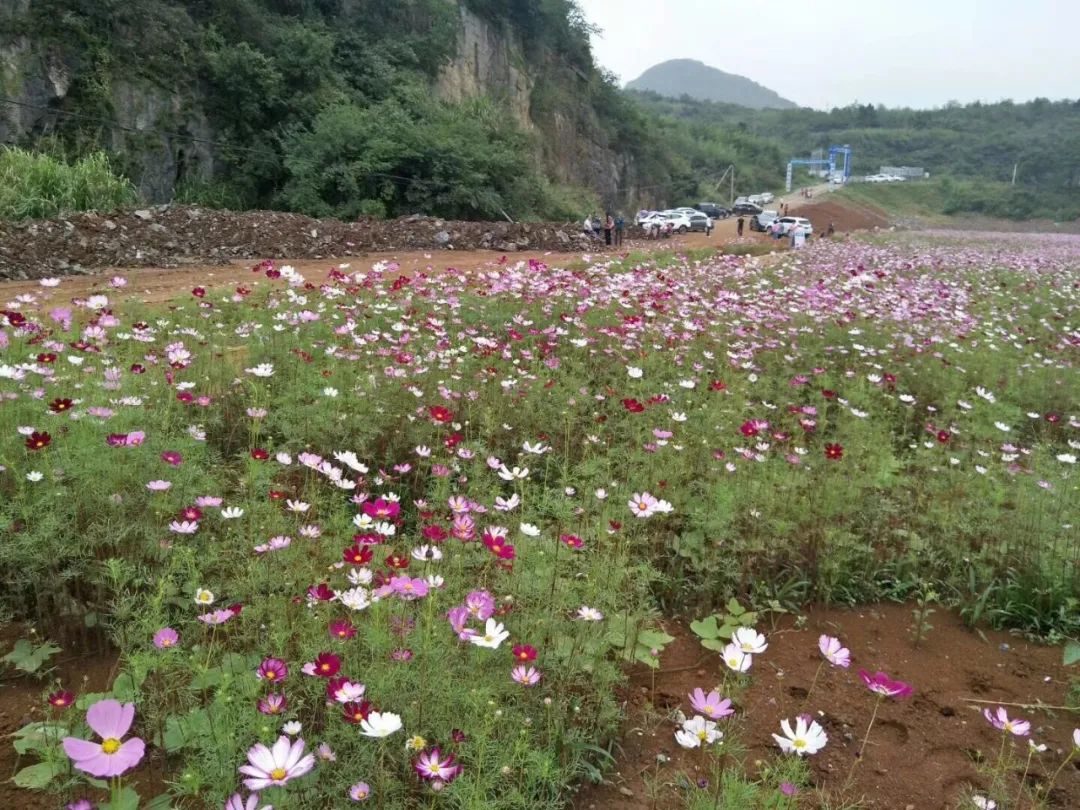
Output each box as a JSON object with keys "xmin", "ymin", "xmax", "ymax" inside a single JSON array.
[
  {"xmin": 1011, "ymin": 162, "xmax": 1018, "ymax": 186},
  {"xmin": 714, "ymin": 165, "xmax": 736, "ymax": 206}
]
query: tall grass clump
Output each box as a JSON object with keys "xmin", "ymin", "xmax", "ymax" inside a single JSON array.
[{"xmin": 0, "ymin": 146, "xmax": 137, "ymax": 220}]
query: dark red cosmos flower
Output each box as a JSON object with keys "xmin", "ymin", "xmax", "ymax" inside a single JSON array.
[
  {"xmin": 341, "ymin": 700, "xmax": 373, "ymax": 724},
  {"xmin": 821, "ymin": 389, "xmax": 837, "ymax": 399},
  {"xmin": 421, "ymin": 524, "xmax": 448, "ymax": 543},
  {"xmin": 48, "ymin": 398, "xmax": 74, "ymax": 413},
  {"xmin": 622, "ymin": 398, "xmax": 645, "ymax": 413},
  {"xmin": 647, "ymin": 394, "xmax": 670, "ymax": 405},
  {"xmin": 385, "ymin": 553, "xmax": 409, "ymax": 570},
  {"xmin": 250, "ymin": 448, "xmax": 269, "ymax": 460},
  {"xmin": 825, "ymin": 443, "xmax": 844, "ymax": 460},
  {"xmin": 25, "ymin": 431, "xmax": 51, "ymax": 450},
  {"xmin": 428, "ymin": 405, "xmax": 454, "ymax": 424},
  {"xmin": 1045, "ymin": 412, "xmax": 1060, "ymax": 424},
  {"xmin": 37, "ymin": 353, "xmax": 57, "ymax": 364},
  {"xmin": 176, "ymin": 391, "xmax": 194, "ymax": 403},
  {"xmin": 307, "ymin": 583, "xmax": 335, "ymax": 601},
  {"xmin": 161, "ymin": 450, "xmax": 183, "ymax": 466},
  {"xmin": 106, "ymin": 433, "xmax": 128, "ymax": 447},
  {"xmin": 609, "ymin": 520, "xmax": 622, "ymax": 532},
  {"xmin": 313, "ymin": 652, "xmax": 341, "ymax": 677},
  {"xmin": 268, "ymin": 490, "xmax": 287, "ymax": 500},
  {"xmin": 444, "ymin": 433, "xmax": 463, "ymax": 449},
  {"xmin": 179, "ymin": 506, "xmax": 203, "ymax": 522},
  {"xmin": 936, "ymin": 430, "xmax": 951, "ymax": 444},
  {"xmin": 484, "ymin": 536, "xmax": 515, "ymax": 560},
  {"xmin": 710, "ymin": 380, "xmax": 727, "ymax": 391},
  {"xmin": 48, "ymin": 690, "xmax": 75, "ymax": 709},
  {"xmin": 343, "ymin": 545, "xmax": 373, "ymax": 566},
  {"xmin": 451, "ymin": 728, "xmax": 467, "ymax": 743},
  {"xmin": 739, "ymin": 420, "xmax": 762, "ymax": 437},
  {"xmin": 329, "ymin": 620, "xmax": 356, "ymax": 640},
  {"xmin": 353, "ymin": 533, "xmax": 382, "ymax": 546},
  {"xmin": 192, "ymin": 287, "xmax": 206, "ymax": 298},
  {"xmin": 130, "ymin": 363, "xmax": 146, "ymax": 374},
  {"xmin": 512, "ymin": 645, "xmax": 537, "ymax": 663},
  {"xmin": 227, "ymin": 603, "xmax": 244, "ymax": 617}
]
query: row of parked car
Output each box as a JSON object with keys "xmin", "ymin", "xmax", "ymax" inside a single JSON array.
[
  {"xmin": 748, "ymin": 210, "xmax": 814, "ymax": 236},
  {"xmin": 632, "ymin": 194, "xmax": 796, "ymax": 234},
  {"xmin": 863, "ymin": 174, "xmax": 907, "ymax": 183}
]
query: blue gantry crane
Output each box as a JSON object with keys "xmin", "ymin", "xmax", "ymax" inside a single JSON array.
[{"xmin": 786, "ymin": 145, "xmax": 853, "ymax": 191}]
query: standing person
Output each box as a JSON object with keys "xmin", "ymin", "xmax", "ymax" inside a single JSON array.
[
  {"xmin": 615, "ymin": 213, "xmax": 625, "ymax": 246},
  {"xmin": 604, "ymin": 213, "xmax": 614, "ymax": 246},
  {"xmin": 705, "ymin": 216, "xmax": 713, "ymax": 237},
  {"xmin": 827, "ymin": 221, "xmax": 835, "ymax": 237},
  {"xmin": 582, "ymin": 214, "xmax": 592, "ymax": 237},
  {"xmin": 736, "ymin": 216, "xmax": 745, "ymax": 237}
]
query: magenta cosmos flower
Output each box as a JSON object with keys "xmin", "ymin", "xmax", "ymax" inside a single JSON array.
[
  {"xmin": 414, "ymin": 748, "xmax": 462, "ymax": 782},
  {"xmin": 238, "ymin": 735, "xmax": 315, "ymax": 790},
  {"xmin": 62, "ymin": 699, "xmax": 145, "ymax": 777},
  {"xmin": 983, "ymin": 706, "xmax": 1030, "ymax": 736},
  {"xmin": 858, "ymin": 670, "xmax": 913, "ymax": 699},
  {"xmin": 224, "ymin": 793, "xmax": 271, "ymax": 810},
  {"xmin": 257, "ymin": 658, "xmax": 289, "ymax": 683}
]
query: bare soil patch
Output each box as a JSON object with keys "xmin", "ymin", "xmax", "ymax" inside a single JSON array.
[{"xmin": 575, "ymin": 604, "xmax": 1079, "ymax": 810}]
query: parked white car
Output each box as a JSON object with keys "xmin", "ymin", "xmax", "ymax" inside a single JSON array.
[
  {"xmin": 641, "ymin": 211, "xmax": 692, "ymax": 234},
  {"xmin": 775, "ymin": 216, "xmax": 814, "ymax": 236}
]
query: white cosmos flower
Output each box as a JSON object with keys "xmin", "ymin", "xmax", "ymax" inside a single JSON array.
[
  {"xmin": 522, "ymin": 441, "xmax": 550, "ymax": 454},
  {"xmin": 577, "ymin": 606, "xmax": 604, "ymax": 621},
  {"xmin": 772, "ymin": 716, "xmax": 828, "ymax": 756},
  {"xmin": 281, "ymin": 721, "xmax": 302, "ymax": 736},
  {"xmin": 976, "ymin": 386, "xmax": 996, "ymax": 403},
  {"xmin": 221, "ymin": 506, "xmax": 244, "ymax": 519},
  {"xmin": 245, "ymin": 363, "xmax": 275, "ymax": 377},
  {"xmin": 494, "ymin": 493, "xmax": 520, "ymax": 511},
  {"xmin": 337, "ymin": 587, "xmax": 371, "ymax": 611},
  {"xmin": 672, "ymin": 412, "xmax": 687, "ymax": 422},
  {"xmin": 323, "ymin": 387, "xmax": 338, "ymax": 397},
  {"xmin": 360, "ymin": 711, "xmax": 403, "ymax": 738},
  {"xmin": 722, "ymin": 643, "xmax": 752, "ymax": 673},
  {"xmin": 734, "ymin": 627, "xmax": 768, "ymax": 654},
  {"xmin": 347, "ymin": 568, "xmax": 373, "ymax": 586},
  {"xmin": 1056, "ymin": 454, "xmax": 1076, "ymax": 464},
  {"xmin": 469, "ymin": 618, "xmax": 509, "ymax": 649},
  {"xmin": 519, "ymin": 523, "xmax": 540, "ymax": 537},
  {"xmin": 497, "ymin": 465, "xmax": 529, "ymax": 481},
  {"xmin": 626, "ymin": 366, "xmax": 643, "ymax": 379},
  {"xmin": 26, "ymin": 470, "xmax": 44, "ymax": 482},
  {"xmin": 674, "ymin": 715, "xmax": 723, "ymax": 749},
  {"xmin": 415, "ymin": 445, "xmax": 431, "ymax": 457},
  {"xmin": 994, "ymin": 422, "xmax": 1011, "ymax": 432},
  {"xmin": 275, "ymin": 452, "xmax": 292, "ymax": 465},
  {"xmin": 679, "ymin": 379, "xmax": 695, "ymax": 389},
  {"xmin": 194, "ymin": 588, "xmax": 215, "ymax": 605},
  {"xmin": 286, "ymin": 499, "xmax": 310, "ymax": 513},
  {"xmin": 333, "ymin": 451, "xmax": 368, "ymax": 473}
]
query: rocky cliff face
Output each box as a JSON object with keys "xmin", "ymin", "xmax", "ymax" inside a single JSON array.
[
  {"xmin": 1, "ymin": 0, "xmax": 213, "ymax": 203},
  {"xmin": 434, "ymin": 4, "xmax": 642, "ymax": 210},
  {"xmin": 0, "ymin": 0, "xmax": 641, "ymax": 211}
]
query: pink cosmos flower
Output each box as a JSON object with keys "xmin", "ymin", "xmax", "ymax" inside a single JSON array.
[
  {"xmin": 465, "ymin": 590, "xmax": 495, "ymax": 620},
  {"xmin": 198, "ymin": 608, "xmax": 238, "ymax": 625},
  {"xmin": 819, "ymin": 635, "xmax": 851, "ymax": 668},
  {"xmin": 349, "ymin": 782, "xmax": 371, "ymax": 801},
  {"xmin": 238, "ymin": 735, "xmax": 315, "ymax": 791},
  {"xmin": 258, "ymin": 693, "xmax": 287, "ymax": 715},
  {"xmin": 62, "ymin": 699, "xmax": 145, "ymax": 777},
  {"xmin": 169, "ymin": 520, "xmax": 199, "ymax": 534},
  {"xmin": 160, "ymin": 451, "xmax": 182, "ymax": 466},
  {"xmin": 153, "ymin": 628, "xmax": 179, "ymax": 649},
  {"xmin": 688, "ymin": 688, "xmax": 734, "ymax": 720},
  {"xmin": 983, "ymin": 706, "xmax": 1030, "ymax": 736},
  {"xmin": 225, "ymin": 793, "xmax": 271, "ymax": 810},
  {"xmin": 146, "ymin": 480, "xmax": 172, "ymax": 492},
  {"xmin": 511, "ymin": 665, "xmax": 541, "ymax": 686},
  {"xmin": 858, "ymin": 670, "xmax": 913, "ymax": 699}
]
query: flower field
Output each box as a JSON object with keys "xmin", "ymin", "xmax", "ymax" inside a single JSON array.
[{"xmin": 1, "ymin": 232, "xmax": 1078, "ymax": 809}]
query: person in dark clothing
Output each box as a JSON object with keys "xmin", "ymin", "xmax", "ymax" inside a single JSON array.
[
  {"xmin": 827, "ymin": 221, "xmax": 836, "ymax": 237},
  {"xmin": 614, "ymin": 213, "xmax": 625, "ymax": 246},
  {"xmin": 604, "ymin": 213, "xmax": 614, "ymax": 246},
  {"xmin": 736, "ymin": 216, "xmax": 745, "ymax": 237}
]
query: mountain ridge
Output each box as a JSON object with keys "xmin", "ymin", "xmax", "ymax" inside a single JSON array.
[{"xmin": 627, "ymin": 59, "xmax": 798, "ymax": 109}]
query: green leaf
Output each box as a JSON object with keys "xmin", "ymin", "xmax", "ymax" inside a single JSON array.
[
  {"xmin": 726, "ymin": 598, "xmax": 745, "ymax": 617},
  {"xmin": 162, "ymin": 709, "xmax": 210, "ymax": 753},
  {"xmin": 1064, "ymin": 640, "xmax": 1080, "ymax": 666},
  {"xmin": 12, "ymin": 722, "xmax": 68, "ymax": 755},
  {"xmin": 689, "ymin": 615, "xmax": 719, "ymax": 640},
  {"xmin": 700, "ymin": 638, "xmax": 727, "ymax": 652},
  {"xmin": 2, "ymin": 639, "xmax": 61, "ymax": 674},
  {"xmin": 635, "ymin": 630, "xmax": 675, "ymax": 649},
  {"xmin": 144, "ymin": 795, "xmax": 178, "ymax": 810},
  {"xmin": 112, "ymin": 669, "xmax": 146, "ymax": 702},
  {"xmin": 12, "ymin": 760, "xmax": 64, "ymax": 789},
  {"xmin": 103, "ymin": 785, "xmax": 140, "ymax": 810}
]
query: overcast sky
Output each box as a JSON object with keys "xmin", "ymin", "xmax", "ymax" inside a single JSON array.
[{"xmin": 576, "ymin": 0, "xmax": 1080, "ymax": 110}]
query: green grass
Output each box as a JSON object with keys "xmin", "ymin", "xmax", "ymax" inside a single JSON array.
[{"xmin": 0, "ymin": 146, "xmax": 137, "ymax": 220}]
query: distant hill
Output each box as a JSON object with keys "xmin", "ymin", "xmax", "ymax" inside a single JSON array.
[{"xmin": 627, "ymin": 59, "xmax": 798, "ymax": 109}]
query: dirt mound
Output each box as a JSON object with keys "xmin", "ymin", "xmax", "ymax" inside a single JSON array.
[
  {"xmin": 788, "ymin": 198, "xmax": 891, "ymax": 234},
  {"xmin": 0, "ymin": 206, "xmax": 602, "ymax": 279}
]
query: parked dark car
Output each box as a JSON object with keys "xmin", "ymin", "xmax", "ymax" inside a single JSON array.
[
  {"xmin": 695, "ymin": 202, "xmax": 730, "ymax": 220},
  {"xmin": 732, "ymin": 202, "xmax": 763, "ymax": 216}
]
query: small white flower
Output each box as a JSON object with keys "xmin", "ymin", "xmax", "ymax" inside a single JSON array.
[
  {"xmin": 282, "ymin": 721, "xmax": 302, "ymax": 736},
  {"xmin": 220, "ymin": 506, "xmax": 245, "ymax": 519},
  {"xmin": 1056, "ymin": 454, "xmax": 1076, "ymax": 464},
  {"xmin": 323, "ymin": 387, "xmax": 339, "ymax": 397},
  {"xmin": 626, "ymin": 366, "xmax": 643, "ymax": 379},
  {"xmin": 519, "ymin": 523, "xmax": 540, "ymax": 537},
  {"xmin": 194, "ymin": 588, "xmax": 215, "ymax": 605},
  {"xmin": 671, "ymin": 412, "xmax": 687, "ymax": 422},
  {"xmin": 994, "ymin": 422, "xmax": 1011, "ymax": 432},
  {"xmin": 469, "ymin": 618, "xmax": 509, "ymax": 649},
  {"xmin": 245, "ymin": 363, "xmax": 275, "ymax": 377},
  {"xmin": 26, "ymin": 470, "xmax": 44, "ymax": 482}
]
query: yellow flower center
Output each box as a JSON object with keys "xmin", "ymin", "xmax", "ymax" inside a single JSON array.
[
  {"xmin": 638, "ymin": 502, "xmax": 648, "ymax": 510},
  {"xmin": 102, "ymin": 738, "xmax": 121, "ymax": 754},
  {"xmin": 697, "ymin": 730, "xmax": 707, "ymax": 741},
  {"xmin": 270, "ymin": 768, "xmax": 287, "ymax": 781},
  {"xmin": 794, "ymin": 738, "xmax": 807, "ymax": 749}
]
